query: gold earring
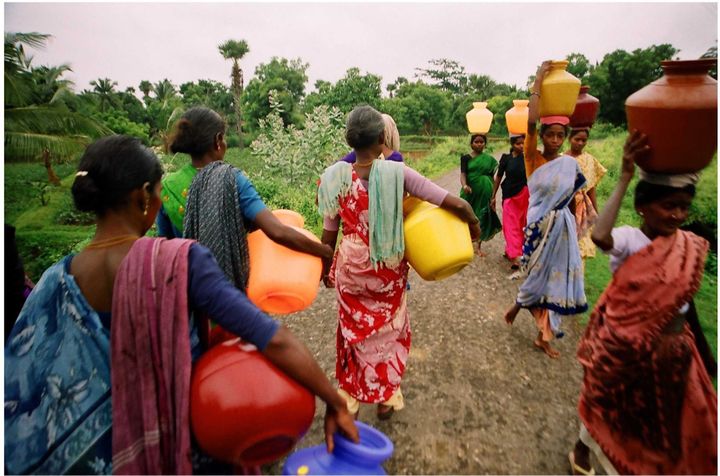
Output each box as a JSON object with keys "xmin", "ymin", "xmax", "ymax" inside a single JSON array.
[{"xmin": 143, "ymin": 196, "xmax": 150, "ymax": 216}]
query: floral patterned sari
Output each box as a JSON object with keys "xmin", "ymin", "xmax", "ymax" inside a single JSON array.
[{"xmin": 329, "ymin": 169, "xmax": 411, "ymax": 404}]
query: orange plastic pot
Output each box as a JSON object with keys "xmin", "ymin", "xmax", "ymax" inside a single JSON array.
[
  {"xmin": 625, "ymin": 59, "xmax": 717, "ymax": 173},
  {"xmin": 538, "ymin": 60, "xmax": 581, "ymax": 117},
  {"xmin": 247, "ymin": 210, "xmax": 322, "ymax": 314},
  {"xmin": 505, "ymin": 99, "xmax": 529, "ymax": 135},
  {"xmin": 190, "ymin": 339, "xmax": 316, "ymax": 467},
  {"xmin": 466, "ymin": 102, "xmax": 493, "ymax": 134}
]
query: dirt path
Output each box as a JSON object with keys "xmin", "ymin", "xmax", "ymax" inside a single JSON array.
[{"xmin": 273, "ymin": 158, "xmax": 585, "ymax": 475}]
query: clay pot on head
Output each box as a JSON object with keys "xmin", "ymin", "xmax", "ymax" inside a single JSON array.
[
  {"xmin": 625, "ymin": 58, "xmax": 717, "ymax": 173},
  {"xmin": 569, "ymin": 86, "xmax": 600, "ymax": 128}
]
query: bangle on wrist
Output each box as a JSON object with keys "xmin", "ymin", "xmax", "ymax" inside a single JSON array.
[{"xmin": 530, "ymin": 91, "xmax": 540, "ymax": 97}]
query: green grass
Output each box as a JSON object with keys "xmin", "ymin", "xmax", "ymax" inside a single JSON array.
[{"xmin": 581, "ymin": 133, "xmax": 717, "ymax": 359}]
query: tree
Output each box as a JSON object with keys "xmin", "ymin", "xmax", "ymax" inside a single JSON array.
[
  {"xmin": 138, "ymin": 80, "xmax": 152, "ymax": 103},
  {"xmin": 301, "ymin": 67, "xmax": 382, "ymax": 114},
  {"xmin": 393, "ymin": 82, "xmax": 451, "ymax": 136},
  {"xmin": 386, "ymin": 83, "xmax": 396, "ymax": 98},
  {"xmin": 179, "ymin": 79, "xmax": 233, "ymax": 116},
  {"xmin": 565, "ymin": 53, "xmax": 592, "ymax": 82},
  {"xmin": 700, "ymin": 44, "xmax": 717, "ymax": 79},
  {"xmin": 587, "ymin": 44, "xmax": 679, "ymax": 125},
  {"xmin": 415, "ymin": 58, "xmax": 467, "ymax": 94},
  {"xmin": 4, "ymin": 32, "xmax": 110, "ymax": 184},
  {"xmin": 30, "ymin": 64, "xmax": 74, "ymax": 104},
  {"xmin": 242, "ymin": 57, "xmax": 309, "ymax": 130},
  {"xmin": 89, "ymin": 77, "xmax": 119, "ymax": 112},
  {"xmin": 218, "ymin": 39, "xmax": 250, "ymax": 144}
]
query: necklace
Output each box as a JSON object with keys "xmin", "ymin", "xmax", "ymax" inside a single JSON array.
[
  {"xmin": 85, "ymin": 234, "xmax": 140, "ymax": 250},
  {"xmin": 354, "ymin": 161, "xmax": 374, "ymax": 167}
]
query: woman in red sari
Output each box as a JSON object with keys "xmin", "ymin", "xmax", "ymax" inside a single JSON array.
[
  {"xmin": 318, "ymin": 106, "xmax": 480, "ymax": 420},
  {"xmin": 569, "ymin": 131, "xmax": 717, "ymax": 475}
]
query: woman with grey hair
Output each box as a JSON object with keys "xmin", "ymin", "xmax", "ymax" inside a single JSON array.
[
  {"xmin": 340, "ymin": 113, "xmax": 403, "ymax": 163},
  {"xmin": 318, "ymin": 105, "xmax": 480, "ymax": 420}
]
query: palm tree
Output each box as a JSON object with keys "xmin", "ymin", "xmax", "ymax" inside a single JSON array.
[
  {"xmin": 152, "ymin": 79, "xmax": 177, "ymax": 108},
  {"xmin": 31, "ymin": 64, "xmax": 74, "ymax": 104},
  {"xmin": 139, "ymin": 80, "xmax": 152, "ymax": 104},
  {"xmin": 90, "ymin": 77, "xmax": 118, "ymax": 112},
  {"xmin": 218, "ymin": 39, "xmax": 250, "ymax": 143},
  {"xmin": 5, "ymin": 32, "xmax": 110, "ymax": 184},
  {"xmin": 386, "ymin": 83, "xmax": 396, "ymax": 98},
  {"xmin": 5, "ymin": 32, "xmax": 48, "ymax": 107}
]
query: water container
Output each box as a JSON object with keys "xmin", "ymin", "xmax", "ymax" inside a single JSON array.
[
  {"xmin": 538, "ymin": 61, "xmax": 582, "ymax": 117},
  {"xmin": 465, "ymin": 102, "xmax": 493, "ymax": 134},
  {"xmin": 505, "ymin": 99, "xmax": 529, "ymax": 135},
  {"xmin": 625, "ymin": 59, "xmax": 717, "ymax": 173},
  {"xmin": 190, "ymin": 339, "xmax": 316, "ymax": 467},
  {"xmin": 569, "ymin": 86, "xmax": 600, "ymax": 128},
  {"xmin": 282, "ymin": 421, "xmax": 393, "ymax": 475},
  {"xmin": 403, "ymin": 197, "xmax": 474, "ymax": 281},
  {"xmin": 247, "ymin": 209, "xmax": 323, "ymax": 314}
]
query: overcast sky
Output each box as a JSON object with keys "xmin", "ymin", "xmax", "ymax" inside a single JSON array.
[{"xmin": 4, "ymin": 2, "xmax": 718, "ymax": 96}]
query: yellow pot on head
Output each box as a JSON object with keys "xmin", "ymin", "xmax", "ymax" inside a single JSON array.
[
  {"xmin": 538, "ymin": 61, "xmax": 581, "ymax": 117},
  {"xmin": 403, "ymin": 197, "xmax": 474, "ymax": 281},
  {"xmin": 465, "ymin": 102, "xmax": 493, "ymax": 134}
]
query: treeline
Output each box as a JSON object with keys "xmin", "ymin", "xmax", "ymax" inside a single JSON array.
[{"xmin": 5, "ymin": 31, "xmax": 717, "ymax": 163}]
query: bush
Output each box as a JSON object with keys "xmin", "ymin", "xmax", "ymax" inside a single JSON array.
[
  {"xmin": 16, "ymin": 229, "xmax": 93, "ymax": 281},
  {"xmin": 250, "ymin": 92, "xmax": 347, "ymax": 186}
]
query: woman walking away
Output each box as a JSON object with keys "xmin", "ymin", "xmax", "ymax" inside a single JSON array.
[
  {"xmin": 4, "ymin": 136, "xmax": 358, "ymax": 475},
  {"xmin": 565, "ymin": 127, "xmax": 607, "ymax": 272},
  {"xmin": 569, "ymin": 130, "xmax": 717, "ymax": 476},
  {"xmin": 504, "ymin": 61, "xmax": 588, "ymax": 358},
  {"xmin": 319, "ymin": 105, "xmax": 480, "ymax": 420},
  {"xmin": 157, "ymin": 107, "xmax": 332, "ymax": 290},
  {"xmin": 460, "ymin": 133, "xmax": 502, "ymax": 256},
  {"xmin": 490, "ymin": 134, "xmax": 528, "ymax": 269},
  {"xmin": 342, "ymin": 113, "xmax": 403, "ymax": 163}
]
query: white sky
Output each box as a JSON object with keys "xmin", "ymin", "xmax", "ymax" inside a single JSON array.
[{"xmin": 4, "ymin": 2, "xmax": 718, "ymax": 95}]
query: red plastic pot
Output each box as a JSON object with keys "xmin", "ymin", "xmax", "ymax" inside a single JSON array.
[{"xmin": 190, "ymin": 339, "xmax": 316, "ymax": 467}]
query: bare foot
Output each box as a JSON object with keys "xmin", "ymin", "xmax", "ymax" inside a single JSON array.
[
  {"xmin": 504, "ymin": 304, "xmax": 520, "ymax": 325},
  {"xmin": 533, "ymin": 338, "xmax": 560, "ymax": 358}
]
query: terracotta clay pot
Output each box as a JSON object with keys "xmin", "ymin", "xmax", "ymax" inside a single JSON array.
[
  {"xmin": 569, "ymin": 86, "xmax": 600, "ymax": 128},
  {"xmin": 625, "ymin": 58, "xmax": 717, "ymax": 173}
]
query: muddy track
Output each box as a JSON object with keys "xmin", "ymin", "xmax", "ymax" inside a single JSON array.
[{"xmin": 271, "ymin": 159, "xmax": 585, "ymax": 475}]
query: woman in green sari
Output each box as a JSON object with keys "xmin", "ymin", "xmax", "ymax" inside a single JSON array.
[{"xmin": 460, "ymin": 134, "xmax": 502, "ymax": 256}]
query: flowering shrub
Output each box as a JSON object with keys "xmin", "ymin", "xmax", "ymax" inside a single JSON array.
[{"xmin": 250, "ymin": 90, "xmax": 347, "ymax": 186}]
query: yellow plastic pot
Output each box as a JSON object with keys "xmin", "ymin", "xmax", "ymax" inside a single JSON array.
[
  {"xmin": 538, "ymin": 60, "xmax": 581, "ymax": 117},
  {"xmin": 403, "ymin": 197, "xmax": 473, "ymax": 281},
  {"xmin": 465, "ymin": 102, "xmax": 493, "ymax": 134}
]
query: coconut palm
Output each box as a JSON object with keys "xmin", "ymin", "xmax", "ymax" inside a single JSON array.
[
  {"xmin": 31, "ymin": 64, "xmax": 74, "ymax": 104},
  {"xmin": 90, "ymin": 77, "xmax": 119, "ymax": 112},
  {"xmin": 138, "ymin": 80, "xmax": 152, "ymax": 104},
  {"xmin": 218, "ymin": 38, "xmax": 250, "ymax": 142},
  {"xmin": 5, "ymin": 32, "xmax": 110, "ymax": 183}
]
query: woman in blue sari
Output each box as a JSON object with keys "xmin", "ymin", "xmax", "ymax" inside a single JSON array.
[
  {"xmin": 504, "ymin": 61, "xmax": 588, "ymax": 358},
  {"xmin": 4, "ymin": 136, "xmax": 358, "ymax": 475}
]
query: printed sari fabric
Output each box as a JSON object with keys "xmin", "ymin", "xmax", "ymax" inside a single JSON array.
[
  {"xmin": 111, "ymin": 237, "xmax": 194, "ymax": 474},
  {"xmin": 460, "ymin": 152, "xmax": 502, "ymax": 241},
  {"xmin": 161, "ymin": 164, "xmax": 198, "ymax": 234},
  {"xmin": 330, "ymin": 169, "xmax": 411, "ymax": 404},
  {"xmin": 573, "ymin": 153, "xmax": 606, "ymax": 259},
  {"xmin": 5, "ymin": 256, "xmax": 113, "ymax": 475},
  {"xmin": 4, "ymin": 237, "xmax": 196, "ymax": 475},
  {"xmin": 516, "ymin": 155, "xmax": 588, "ymax": 315},
  {"xmin": 577, "ymin": 230, "xmax": 717, "ymax": 475}
]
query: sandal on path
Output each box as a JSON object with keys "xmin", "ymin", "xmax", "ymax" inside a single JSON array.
[{"xmin": 568, "ymin": 451, "xmax": 595, "ymax": 475}]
